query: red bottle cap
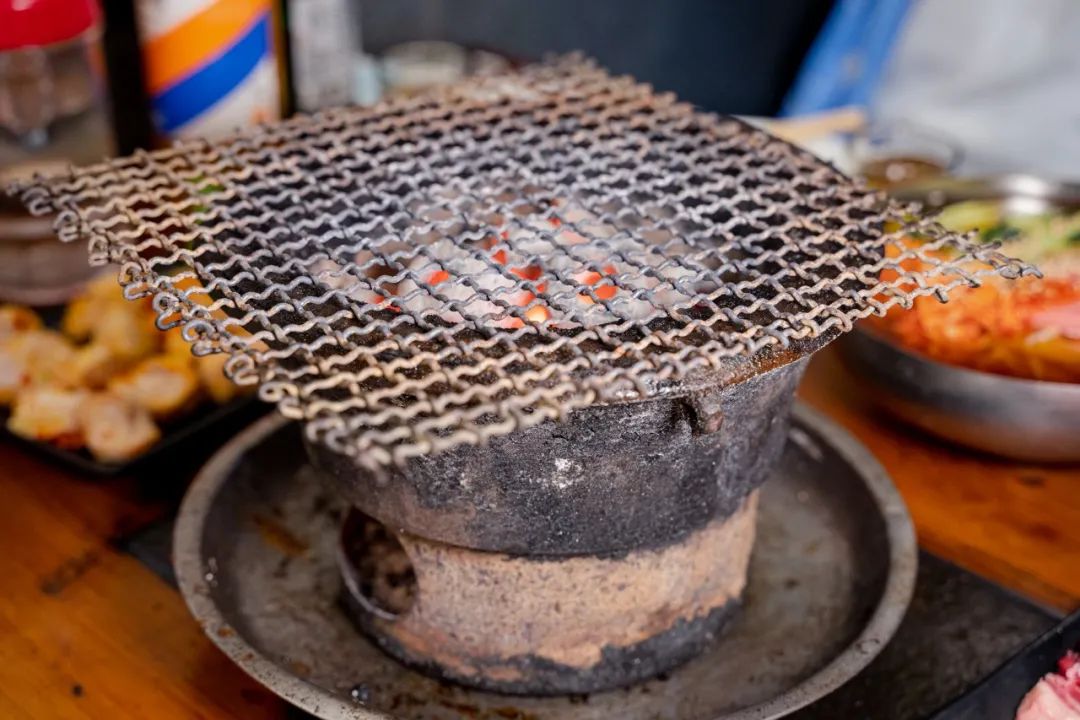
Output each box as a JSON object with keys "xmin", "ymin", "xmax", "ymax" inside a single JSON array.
[{"xmin": 0, "ymin": 0, "xmax": 101, "ymax": 51}]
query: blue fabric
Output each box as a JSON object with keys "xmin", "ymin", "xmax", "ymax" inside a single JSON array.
[
  {"xmin": 152, "ymin": 14, "xmax": 271, "ymax": 134},
  {"xmin": 780, "ymin": 0, "xmax": 913, "ymax": 117}
]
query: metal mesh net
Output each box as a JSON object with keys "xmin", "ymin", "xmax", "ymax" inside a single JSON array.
[{"xmin": 12, "ymin": 56, "xmax": 1036, "ymax": 470}]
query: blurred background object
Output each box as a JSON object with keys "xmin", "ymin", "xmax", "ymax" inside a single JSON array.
[
  {"xmin": 0, "ymin": 0, "xmax": 114, "ymax": 304},
  {"xmin": 133, "ymin": 0, "xmax": 282, "ymax": 141},
  {"xmin": 284, "ymin": 0, "xmax": 357, "ymax": 111},
  {"xmin": 781, "ymin": 0, "xmax": 913, "ymax": 118},
  {"xmin": 783, "ymin": 0, "xmax": 1080, "ymax": 181},
  {"xmin": 849, "ymin": 120, "xmax": 960, "ymax": 189},
  {"xmin": 359, "ymin": 0, "xmax": 834, "ymax": 114},
  {"xmin": 872, "ymin": 0, "xmax": 1080, "ymax": 179}
]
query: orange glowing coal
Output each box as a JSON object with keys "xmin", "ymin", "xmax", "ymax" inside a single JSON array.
[
  {"xmin": 488, "ymin": 244, "xmax": 550, "ymax": 328},
  {"xmin": 575, "ymin": 265, "xmax": 618, "ymax": 303},
  {"xmin": 411, "ymin": 230, "xmax": 622, "ymax": 329}
]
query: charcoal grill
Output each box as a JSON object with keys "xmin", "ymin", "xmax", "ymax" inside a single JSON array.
[{"xmin": 10, "ymin": 55, "xmax": 1036, "ymax": 696}]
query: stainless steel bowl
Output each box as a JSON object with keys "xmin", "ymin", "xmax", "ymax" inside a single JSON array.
[
  {"xmin": 838, "ymin": 175, "xmax": 1080, "ymax": 463},
  {"xmin": 891, "ymin": 174, "xmax": 1080, "ymax": 214},
  {"xmin": 838, "ymin": 328, "xmax": 1080, "ymax": 462}
]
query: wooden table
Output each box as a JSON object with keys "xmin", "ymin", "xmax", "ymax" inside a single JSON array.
[{"xmin": 1, "ymin": 348, "xmax": 1078, "ymax": 719}]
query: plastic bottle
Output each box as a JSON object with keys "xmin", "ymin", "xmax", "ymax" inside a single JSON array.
[
  {"xmin": 135, "ymin": 0, "xmax": 282, "ymax": 141},
  {"xmin": 0, "ymin": 0, "xmax": 114, "ymax": 303}
]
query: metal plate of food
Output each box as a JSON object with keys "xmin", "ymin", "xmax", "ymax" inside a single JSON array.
[
  {"xmin": 0, "ymin": 394, "xmax": 264, "ymax": 477},
  {"xmin": 838, "ymin": 175, "xmax": 1080, "ymax": 462},
  {"xmin": 172, "ymin": 403, "xmax": 917, "ymax": 720}
]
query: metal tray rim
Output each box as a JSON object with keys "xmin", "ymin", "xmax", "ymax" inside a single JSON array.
[
  {"xmin": 839, "ymin": 327, "xmax": 1080, "ymax": 462},
  {"xmin": 855, "ymin": 324, "xmax": 1080, "ymax": 395},
  {"xmin": 173, "ymin": 403, "xmax": 917, "ymax": 720}
]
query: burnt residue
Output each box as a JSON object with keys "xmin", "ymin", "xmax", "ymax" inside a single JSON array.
[
  {"xmin": 336, "ymin": 491, "xmax": 756, "ymax": 695},
  {"xmin": 340, "ymin": 511, "xmax": 416, "ymax": 617},
  {"xmin": 358, "ymin": 599, "xmax": 740, "ymax": 696},
  {"xmin": 309, "ymin": 359, "xmax": 807, "ymax": 556},
  {"xmin": 39, "ymin": 549, "xmax": 103, "ymax": 596}
]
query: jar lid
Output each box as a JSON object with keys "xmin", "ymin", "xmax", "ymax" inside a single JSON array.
[{"xmin": 0, "ymin": 0, "xmax": 100, "ymax": 51}]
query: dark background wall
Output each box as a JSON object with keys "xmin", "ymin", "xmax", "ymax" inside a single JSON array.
[
  {"xmin": 360, "ymin": 0, "xmax": 834, "ymax": 115},
  {"xmin": 101, "ymin": 0, "xmax": 834, "ymax": 153}
]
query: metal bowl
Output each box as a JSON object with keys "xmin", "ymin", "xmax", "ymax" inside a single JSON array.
[
  {"xmin": 838, "ymin": 328, "xmax": 1080, "ymax": 463},
  {"xmin": 0, "ymin": 206, "xmax": 98, "ymax": 305},
  {"xmin": 892, "ymin": 174, "xmax": 1080, "ymax": 214},
  {"xmin": 837, "ymin": 173, "xmax": 1080, "ymax": 463}
]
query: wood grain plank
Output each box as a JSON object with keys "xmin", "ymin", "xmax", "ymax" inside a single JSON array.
[
  {"xmin": 0, "ymin": 444, "xmax": 287, "ymax": 720},
  {"xmin": 801, "ymin": 348, "xmax": 1080, "ymax": 613}
]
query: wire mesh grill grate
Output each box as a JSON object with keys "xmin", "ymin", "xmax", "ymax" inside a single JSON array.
[{"xmin": 12, "ymin": 56, "xmax": 1036, "ymax": 470}]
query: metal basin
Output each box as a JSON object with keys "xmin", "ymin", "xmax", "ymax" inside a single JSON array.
[
  {"xmin": 839, "ymin": 175, "xmax": 1080, "ymax": 463},
  {"xmin": 173, "ymin": 404, "xmax": 917, "ymax": 720},
  {"xmin": 838, "ymin": 328, "xmax": 1080, "ymax": 463}
]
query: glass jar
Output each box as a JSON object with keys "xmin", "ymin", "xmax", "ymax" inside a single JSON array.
[{"xmin": 0, "ymin": 0, "xmax": 114, "ymax": 304}]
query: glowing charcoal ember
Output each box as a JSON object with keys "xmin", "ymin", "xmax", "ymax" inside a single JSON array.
[
  {"xmin": 575, "ymin": 265, "xmax": 619, "ymax": 303},
  {"xmin": 388, "ymin": 238, "xmax": 551, "ymax": 329}
]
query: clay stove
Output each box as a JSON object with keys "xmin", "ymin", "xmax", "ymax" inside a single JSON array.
[
  {"xmin": 12, "ymin": 56, "xmax": 1034, "ymax": 696},
  {"xmin": 319, "ymin": 358, "xmax": 801, "ymax": 694}
]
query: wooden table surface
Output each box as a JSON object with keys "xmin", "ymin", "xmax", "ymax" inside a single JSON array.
[{"xmin": 1, "ymin": 348, "xmax": 1078, "ymax": 719}]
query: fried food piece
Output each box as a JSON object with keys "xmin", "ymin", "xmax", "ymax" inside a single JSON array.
[
  {"xmin": 194, "ymin": 353, "xmax": 242, "ymax": 404},
  {"xmin": 93, "ymin": 303, "xmax": 161, "ymax": 363},
  {"xmin": 162, "ymin": 325, "xmax": 194, "ymax": 360},
  {"xmin": 0, "ymin": 350, "xmax": 23, "ymax": 406},
  {"xmin": 60, "ymin": 294, "xmax": 97, "ymax": 342},
  {"xmin": 78, "ymin": 394, "xmax": 161, "ymax": 463},
  {"xmin": 7, "ymin": 387, "xmax": 87, "ymax": 448},
  {"xmin": 62, "ymin": 271, "xmax": 156, "ymax": 342},
  {"xmin": 61, "ymin": 342, "xmax": 131, "ymax": 389},
  {"xmin": 0, "ymin": 330, "xmax": 77, "ymax": 403},
  {"xmin": 0, "ymin": 305, "xmax": 41, "ymax": 342},
  {"xmin": 62, "ymin": 273, "xmax": 125, "ymax": 341},
  {"xmin": 107, "ymin": 354, "xmax": 200, "ymax": 419}
]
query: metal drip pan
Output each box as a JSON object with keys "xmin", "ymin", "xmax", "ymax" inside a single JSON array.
[{"xmin": 173, "ymin": 404, "xmax": 917, "ymax": 720}]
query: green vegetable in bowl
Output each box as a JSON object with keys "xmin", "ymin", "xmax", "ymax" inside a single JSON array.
[
  {"xmin": 936, "ymin": 199, "xmax": 1001, "ymax": 233},
  {"xmin": 937, "ymin": 200, "xmax": 1080, "ymax": 264}
]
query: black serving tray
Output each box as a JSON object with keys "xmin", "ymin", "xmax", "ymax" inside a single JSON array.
[
  {"xmin": 931, "ymin": 609, "xmax": 1080, "ymax": 719},
  {"xmin": 2, "ymin": 304, "xmax": 270, "ymax": 477},
  {"xmin": 1, "ymin": 396, "xmax": 268, "ymax": 477}
]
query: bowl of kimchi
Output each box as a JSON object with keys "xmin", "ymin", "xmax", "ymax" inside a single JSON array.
[{"xmin": 838, "ymin": 175, "xmax": 1080, "ymax": 462}]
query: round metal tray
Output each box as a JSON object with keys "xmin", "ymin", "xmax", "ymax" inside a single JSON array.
[
  {"xmin": 838, "ymin": 329, "xmax": 1080, "ymax": 463},
  {"xmin": 173, "ymin": 405, "xmax": 916, "ymax": 720},
  {"xmin": 838, "ymin": 175, "xmax": 1080, "ymax": 463}
]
